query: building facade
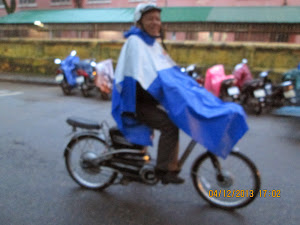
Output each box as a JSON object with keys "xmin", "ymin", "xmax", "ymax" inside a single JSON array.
[
  {"xmin": 1, "ymin": 0, "xmax": 300, "ymax": 43},
  {"xmin": 1, "ymin": 0, "xmax": 300, "ymax": 16}
]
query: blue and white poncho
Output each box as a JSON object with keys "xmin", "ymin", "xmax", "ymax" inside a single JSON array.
[{"xmin": 112, "ymin": 26, "xmax": 248, "ymax": 158}]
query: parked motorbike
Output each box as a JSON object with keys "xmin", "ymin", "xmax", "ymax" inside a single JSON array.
[
  {"xmin": 54, "ymin": 50, "xmax": 84, "ymax": 95},
  {"xmin": 233, "ymin": 59, "xmax": 266, "ymax": 115},
  {"xmin": 205, "ymin": 64, "xmax": 240, "ymax": 102},
  {"xmin": 63, "ymin": 116, "xmax": 261, "ymax": 210},
  {"xmin": 74, "ymin": 59, "xmax": 97, "ymax": 97},
  {"xmin": 54, "ymin": 50, "xmax": 97, "ymax": 97},
  {"xmin": 239, "ymin": 79, "xmax": 266, "ymax": 115},
  {"xmin": 259, "ymin": 71, "xmax": 296, "ymax": 107},
  {"xmin": 95, "ymin": 59, "xmax": 114, "ymax": 100}
]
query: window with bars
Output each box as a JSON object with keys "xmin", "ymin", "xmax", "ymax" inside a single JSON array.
[
  {"xmin": 18, "ymin": 0, "xmax": 37, "ymax": 8},
  {"xmin": 51, "ymin": 0, "xmax": 71, "ymax": 6},
  {"xmin": 87, "ymin": 0, "xmax": 111, "ymax": 3},
  {"xmin": 270, "ymin": 33, "xmax": 289, "ymax": 42},
  {"xmin": 19, "ymin": 0, "xmax": 36, "ymax": 5},
  {"xmin": 51, "ymin": 0, "xmax": 70, "ymax": 4}
]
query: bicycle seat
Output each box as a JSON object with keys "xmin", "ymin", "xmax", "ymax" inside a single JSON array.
[
  {"xmin": 74, "ymin": 60, "xmax": 92, "ymax": 70},
  {"xmin": 66, "ymin": 117, "xmax": 101, "ymax": 130}
]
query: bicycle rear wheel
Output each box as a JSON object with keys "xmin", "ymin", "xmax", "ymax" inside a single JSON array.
[
  {"xmin": 191, "ymin": 151, "xmax": 260, "ymax": 209},
  {"xmin": 65, "ymin": 135, "xmax": 117, "ymax": 190}
]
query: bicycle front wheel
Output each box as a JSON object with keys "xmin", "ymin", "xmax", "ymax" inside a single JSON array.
[
  {"xmin": 65, "ymin": 135, "xmax": 117, "ymax": 190},
  {"xmin": 191, "ymin": 151, "xmax": 261, "ymax": 209}
]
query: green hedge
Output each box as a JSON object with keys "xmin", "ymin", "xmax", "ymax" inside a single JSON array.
[{"xmin": 0, "ymin": 38, "xmax": 299, "ymax": 82}]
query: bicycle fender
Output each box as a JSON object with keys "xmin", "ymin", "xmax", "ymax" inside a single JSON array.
[{"xmin": 63, "ymin": 131, "xmax": 106, "ymax": 157}]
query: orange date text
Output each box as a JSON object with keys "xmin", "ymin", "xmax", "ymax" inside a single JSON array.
[{"xmin": 208, "ymin": 189, "xmax": 281, "ymax": 198}]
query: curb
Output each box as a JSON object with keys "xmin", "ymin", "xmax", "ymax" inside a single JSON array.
[{"xmin": 0, "ymin": 74, "xmax": 57, "ymax": 86}]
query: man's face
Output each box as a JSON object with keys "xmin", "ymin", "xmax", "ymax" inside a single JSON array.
[{"xmin": 141, "ymin": 10, "xmax": 161, "ymax": 37}]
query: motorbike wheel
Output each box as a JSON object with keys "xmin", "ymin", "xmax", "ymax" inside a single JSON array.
[
  {"xmin": 65, "ymin": 135, "xmax": 118, "ymax": 190},
  {"xmin": 191, "ymin": 151, "xmax": 261, "ymax": 209},
  {"xmin": 243, "ymin": 96, "xmax": 263, "ymax": 115},
  {"xmin": 285, "ymin": 97, "xmax": 297, "ymax": 106},
  {"xmin": 81, "ymin": 82, "xmax": 90, "ymax": 97},
  {"xmin": 220, "ymin": 95, "xmax": 229, "ymax": 102},
  {"xmin": 60, "ymin": 79, "xmax": 72, "ymax": 95},
  {"xmin": 254, "ymin": 104, "xmax": 263, "ymax": 115},
  {"xmin": 100, "ymin": 92, "xmax": 111, "ymax": 101},
  {"xmin": 220, "ymin": 95, "xmax": 239, "ymax": 103}
]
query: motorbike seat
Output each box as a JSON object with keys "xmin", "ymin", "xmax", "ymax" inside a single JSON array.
[
  {"xmin": 66, "ymin": 117, "xmax": 101, "ymax": 130},
  {"xmin": 281, "ymin": 80, "xmax": 293, "ymax": 87},
  {"xmin": 75, "ymin": 59, "xmax": 89, "ymax": 66},
  {"xmin": 242, "ymin": 79, "xmax": 263, "ymax": 91},
  {"xmin": 75, "ymin": 60, "xmax": 93, "ymax": 70},
  {"xmin": 221, "ymin": 78, "xmax": 235, "ymax": 86}
]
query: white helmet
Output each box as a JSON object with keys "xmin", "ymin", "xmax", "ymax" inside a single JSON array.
[{"xmin": 134, "ymin": 3, "xmax": 161, "ymax": 24}]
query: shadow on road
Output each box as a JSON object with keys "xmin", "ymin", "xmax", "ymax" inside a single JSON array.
[{"xmin": 68, "ymin": 186, "xmax": 247, "ymax": 225}]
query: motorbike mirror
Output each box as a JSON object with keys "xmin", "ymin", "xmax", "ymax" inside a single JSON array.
[
  {"xmin": 54, "ymin": 58, "xmax": 61, "ymax": 64},
  {"xmin": 90, "ymin": 61, "xmax": 97, "ymax": 67},
  {"xmin": 259, "ymin": 71, "xmax": 268, "ymax": 77},
  {"xmin": 192, "ymin": 72, "xmax": 198, "ymax": 78},
  {"xmin": 186, "ymin": 64, "xmax": 196, "ymax": 72},
  {"xmin": 242, "ymin": 58, "xmax": 248, "ymax": 64},
  {"xmin": 70, "ymin": 50, "xmax": 77, "ymax": 56}
]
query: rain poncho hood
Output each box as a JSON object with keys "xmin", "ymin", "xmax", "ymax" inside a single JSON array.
[{"xmin": 112, "ymin": 26, "xmax": 248, "ymax": 158}]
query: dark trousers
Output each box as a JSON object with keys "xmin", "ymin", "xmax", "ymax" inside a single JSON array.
[{"xmin": 136, "ymin": 104, "xmax": 180, "ymax": 171}]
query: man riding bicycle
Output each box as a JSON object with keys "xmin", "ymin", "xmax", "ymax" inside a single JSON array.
[{"xmin": 112, "ymin": 3, "xmax": 248, "ymax": 185}]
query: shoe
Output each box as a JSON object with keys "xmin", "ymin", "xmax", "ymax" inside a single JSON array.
[{"xmin": 156, "ymin": 170, "xmax": 185, "ymax": 185}]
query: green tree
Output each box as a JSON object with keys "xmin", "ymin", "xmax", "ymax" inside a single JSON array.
[{"xmin": 2, "ymin": 0, "xmax": 16, "ymax": 14}]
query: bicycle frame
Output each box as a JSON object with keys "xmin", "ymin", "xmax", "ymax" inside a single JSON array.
[
  {"xmin": 66, "ymin": 120, "xmax": 222, "ymax": 176},
  {"xmin": 177, "ymin": 140, "xmax": 222, "ymax": 176},
  {"xmin": 178, "ymin": 140, "xmax": 197, "ymax": 169}
]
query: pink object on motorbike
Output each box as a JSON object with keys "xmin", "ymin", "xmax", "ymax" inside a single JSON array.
[
  {"xmin": 204, "ymin": 64, "xmax": 235, "ymax": 97},
  {"xmin": 95, "ymin": 59, "xmax": 114, "ymax": 99},
  {"xmin": 233, "ymin": 63, "xmax": 253, "ymax": 89}
]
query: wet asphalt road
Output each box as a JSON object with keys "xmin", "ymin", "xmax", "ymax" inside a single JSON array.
[{"xmin": 0, "ymin": 82, "xmax": 299, "ymax": 225}]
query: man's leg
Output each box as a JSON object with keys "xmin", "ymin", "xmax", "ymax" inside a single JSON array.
[{"xmin": 136, "ymin": 104, "xmax": 180, "ymax": 172}]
